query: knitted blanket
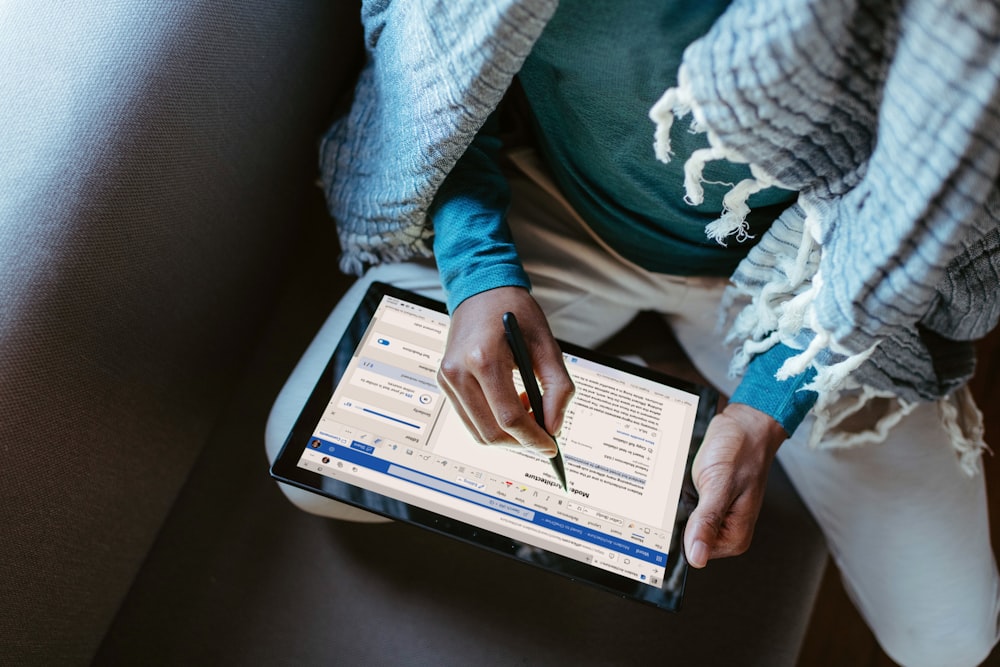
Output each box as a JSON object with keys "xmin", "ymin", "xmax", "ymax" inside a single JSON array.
[
  {"xmin": 320, "ymin": 0, "xmax": 557, "ymax": 273},
  {"xmin": 320, "ymin": 0, "xmax": 1000, "ymax": 468}
]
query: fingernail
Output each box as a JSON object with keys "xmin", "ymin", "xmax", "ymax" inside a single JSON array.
[
  {"xmin": 689, "ymin": 540, "xmax": 709, "ymax": 568},
  {"xmin": 526, "ymin": 441, "xmax": 556, "ymax": 457},
  {"xmin": 551, "ymin": 413, "xmax": 565, "ymax": 437},
  {"xmin": 536, "ymin": 445, "xmax": 557, "ymax": 457}
]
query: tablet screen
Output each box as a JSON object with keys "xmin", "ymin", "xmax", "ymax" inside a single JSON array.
[{"xmin": 272, "ymin": 283, "xmax": 716, "ymax": 610}]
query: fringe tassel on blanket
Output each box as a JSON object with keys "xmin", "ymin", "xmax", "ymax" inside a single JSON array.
[
  {"xmin": 649, "ymin": 68, "xmax": 988, "ymax": 474},
  {"xmin": 939, "ymin": 385, "xmax": 991, "ymax": 477},
  {"xmin": 806, "ymin": 384, "xmax": 917, "ymax": 451},
  {"xmin": 650, "ymin": 67, "xmax": 776, "ymax": 247}
]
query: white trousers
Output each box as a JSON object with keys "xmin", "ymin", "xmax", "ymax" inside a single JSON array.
[{"xmin": 266, "ymin": 152, "xmax": 1000, "ymax": 667}]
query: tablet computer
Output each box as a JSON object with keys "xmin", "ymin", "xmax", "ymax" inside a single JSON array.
[{"xmin": 270, "ymin": 282, "xmax": 718, "ymax": 611}]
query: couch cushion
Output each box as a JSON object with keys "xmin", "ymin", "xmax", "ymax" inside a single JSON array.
[{"xmin": 0, "ymin": 2, "xmax": 361, "ymax": 664}]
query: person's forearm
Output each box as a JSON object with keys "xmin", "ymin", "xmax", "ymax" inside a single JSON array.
[{"xmin": 429, "ymin": 113, "xmax": 529, "ymax": 313}]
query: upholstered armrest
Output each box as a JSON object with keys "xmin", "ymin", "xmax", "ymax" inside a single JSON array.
[{"xmin": 0, "ymin": 2, "xmax": 361, "ymax": 663}]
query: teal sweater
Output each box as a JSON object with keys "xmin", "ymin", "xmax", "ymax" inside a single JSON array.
[{"xmin": 429, "ymin": 0, "xmax": 815, "ymax": 434}]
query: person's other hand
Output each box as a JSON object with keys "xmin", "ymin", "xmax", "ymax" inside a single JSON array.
[
  {"xmin": 437, "ymin": 286, "xmax": 573, "ymax": 457},
  {"xmin": 684, "ymin": 403, "xmax": 787, "ymax": 568}
]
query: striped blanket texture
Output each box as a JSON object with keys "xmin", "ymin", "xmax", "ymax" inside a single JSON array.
[{"xmin": 320, "ymin": 0, "xmax": 1000, "ymax": 467}]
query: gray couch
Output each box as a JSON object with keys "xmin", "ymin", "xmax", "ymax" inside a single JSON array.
[{"xmin": 0, "ymin": 3, "xmax": 828, "ymax": 665}]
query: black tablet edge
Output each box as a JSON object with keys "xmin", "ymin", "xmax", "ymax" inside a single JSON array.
[{"xmin": 269, "ymin": 281, "xmax": 718, "ymax": 611}]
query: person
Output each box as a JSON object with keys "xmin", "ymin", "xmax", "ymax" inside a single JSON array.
[{"xmin": 267, "ymin": 1, "xmax": 1000, "ymax": 665}]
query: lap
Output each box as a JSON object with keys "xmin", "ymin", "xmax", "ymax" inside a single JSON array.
[
  {"xmin": 776, "ymin": 401, "xmax": 999, "ymax": 666},
  {"xmin": 268, "ymin": 160, "xmax": 999, "ymax": 664},
  {"xmin": 670, "ymin": 306, "xmax": 1000, "ymax": 667}
]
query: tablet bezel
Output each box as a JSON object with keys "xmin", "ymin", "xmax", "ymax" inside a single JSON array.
[{"xmin": 270, "ymin": 282, "xmax": 718, "ymax": 611}]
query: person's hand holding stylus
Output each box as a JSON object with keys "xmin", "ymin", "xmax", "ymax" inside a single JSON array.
[
  {"xmin": 502, "ymin": 310, "xmax": 569, "ymax": 491},
  {"xmin": 437, "ymin": 286, "xmax": 574, "ymax": 466}
]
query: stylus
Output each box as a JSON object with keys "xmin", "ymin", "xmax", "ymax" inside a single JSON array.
[{"xmin": 502, "ymin": 311, "xmax": 569, "ymax": 493}]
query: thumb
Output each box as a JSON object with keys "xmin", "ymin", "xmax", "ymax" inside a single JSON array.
[
  {"xmin": 685, "ymin": 493, "xmax": 727, "ymax": 569},
  {"xmin": 683, "ymin": 411, "xmax": 743, "ymax": 568}
]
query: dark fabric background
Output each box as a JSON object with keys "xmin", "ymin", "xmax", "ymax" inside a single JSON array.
[{"xmin": 0, "ymin": 2, "xmax": 362, "ymax": 664}]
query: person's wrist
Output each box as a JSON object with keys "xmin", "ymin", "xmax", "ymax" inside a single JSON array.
[{"xmin": 723, "ymin": 402, "xmax": 787, "ymax": 456}]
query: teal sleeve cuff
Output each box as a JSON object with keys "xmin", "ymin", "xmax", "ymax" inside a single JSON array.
[
  {"xmin": 730, "ymin": 343, "xmax": 818, "ymax": 436},
  {"xmin": 430, "ymin": 189, "xmax": 530, "ymax": 312},
  {"xmin": 429, "ymin": 114, "xmax": 530, "ymax": 313}
]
